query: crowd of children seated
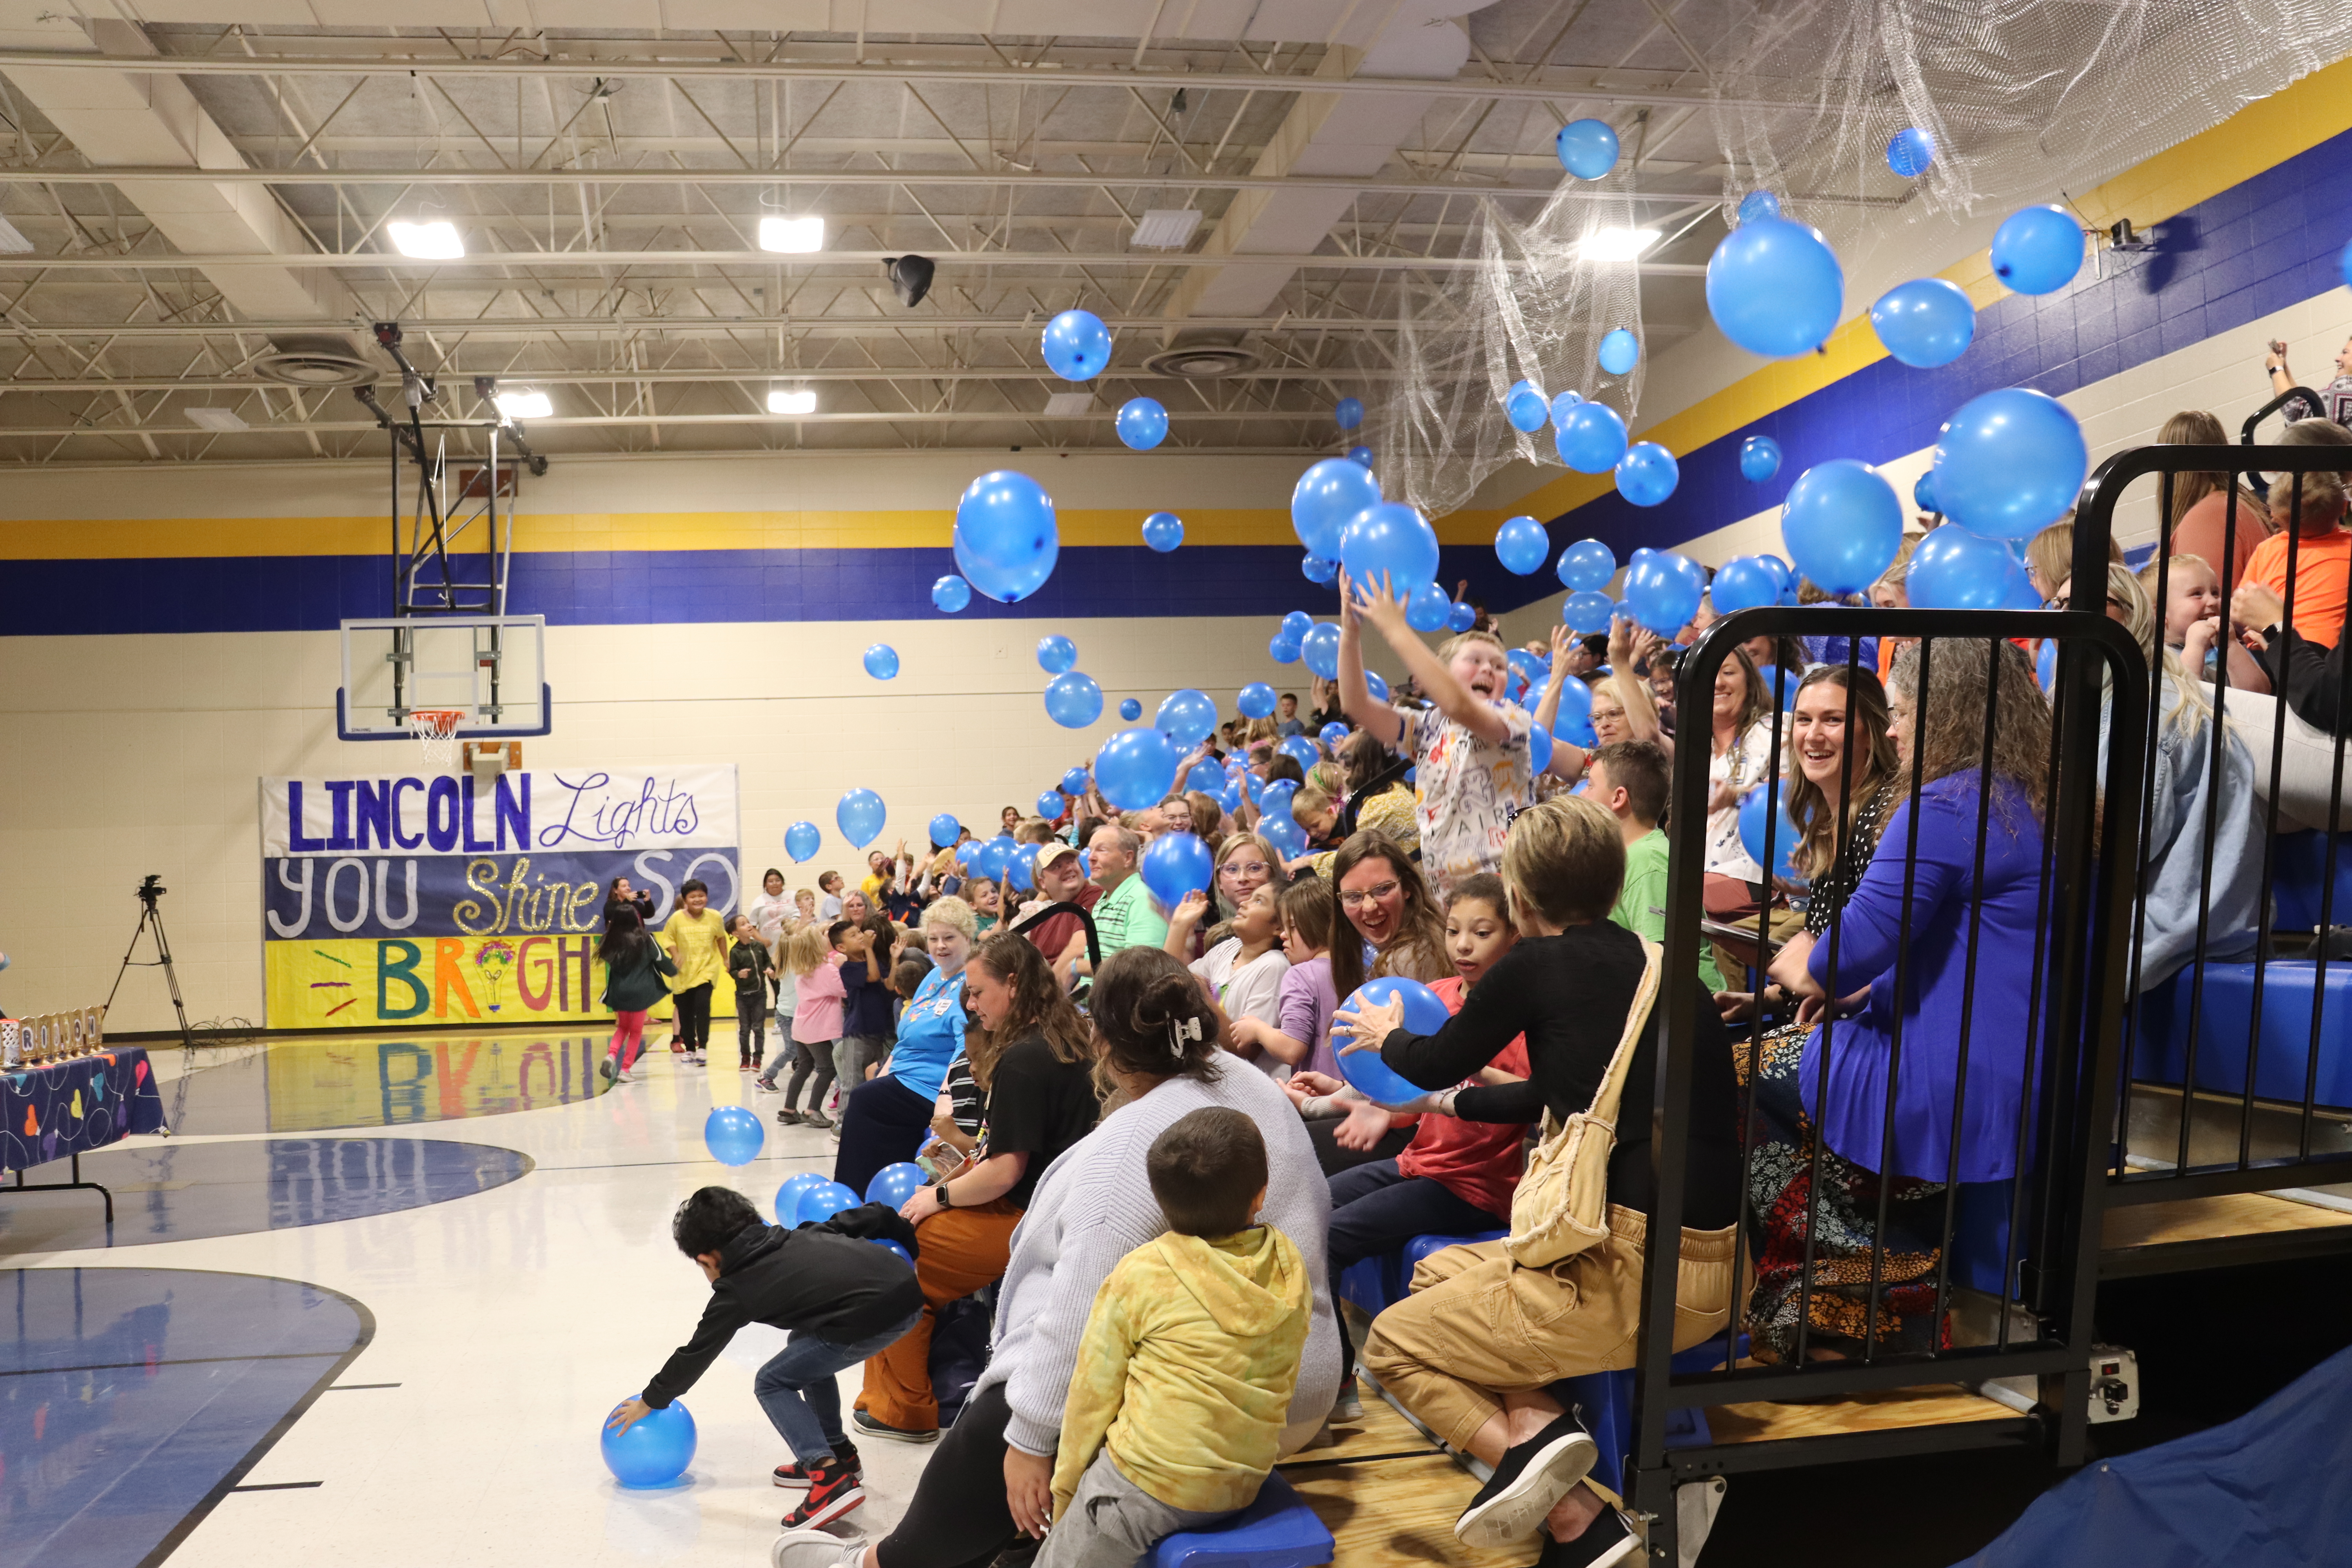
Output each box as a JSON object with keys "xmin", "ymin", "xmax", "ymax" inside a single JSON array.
[{"xmin": 596, "ymin": 390, "xmax": 2346, "ymax": 1568}]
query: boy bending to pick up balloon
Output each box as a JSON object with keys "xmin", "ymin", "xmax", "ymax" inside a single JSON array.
[{"xmin": 606, "ymin": 1187, "xmax": 923, "ymax": 1531}]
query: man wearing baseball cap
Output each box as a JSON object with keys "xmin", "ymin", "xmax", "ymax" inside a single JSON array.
[{"xmin": 1014, "ymin": 841, "xmax": 1100, "ymax": 982}]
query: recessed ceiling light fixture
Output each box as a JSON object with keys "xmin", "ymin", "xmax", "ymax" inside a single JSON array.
[
  {"xmin": 1043, "ymin": 392, "xmax": 1095, "ymax": 417},
  {"xmin": 767, "ymin": 388, "xmax": 817, "ymax": 415},
  {"xmin": 1581, "ymin": 227, "xmax": 1660, "ymax": 261},
  {"xmin": 494, "ymin": 388, "xmax": 553, "ymax": 420},
  {"xmin": 759, "ymin": 216, "xmax": 825, "ymax": 254},
  {"xmin": 388, "ymin": 220, "xmax": 464, "ymax": 259},
  {"xmin": 1131, "ymin": 209, "xmax": 1203, "ymax": 249},
  {"xmin": 185, "ymin": 407, "xmax": 249, "ymax": 432}
]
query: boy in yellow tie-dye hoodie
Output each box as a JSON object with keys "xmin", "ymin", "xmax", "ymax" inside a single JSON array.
[{"xmin": 1042, "ymin": 1107, "xmax": 1314, "ymax": 1568}]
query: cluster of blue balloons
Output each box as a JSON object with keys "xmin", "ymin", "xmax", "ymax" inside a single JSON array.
[
  {"xmin": 1291, "ymin": 457, "xmax": 1383, "ymax": 561},
  {"xmin": 1117, "ymin": 396, "xmax": 1167, "ymax": 450},
  {"xmin": 955, "ymin": 470, "xmax": 1059, "ymax": 603},
  {"xmin": 1708, "ymin": 554, "xmax": 1793, "ymax": 615},
  {"xmin": 1707, "ymin": 217, "xmax": 1844, "ymax": 359},
  {"xmin": 1780, "ymin": 458, "xmax": 1902, "ymax": 595},
  {"xmin": 1269, "ymin": 609, "xmax": 1312, "ymax": 664}
]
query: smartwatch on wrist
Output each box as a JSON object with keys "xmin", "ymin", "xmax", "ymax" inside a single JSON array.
[{"xmin": 933, "ymin": 1180, "xmax": 954, "ymax": 1210}]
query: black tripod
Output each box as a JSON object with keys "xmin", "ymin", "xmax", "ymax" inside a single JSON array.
[{"xmin": 106, "ymin": 874, "xmax": 196, "ymax": 1051}]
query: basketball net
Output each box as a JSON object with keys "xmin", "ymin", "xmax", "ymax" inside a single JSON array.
[{"xmin": 407, "ymin": 708, "xmax": 466, "ymax": 773}]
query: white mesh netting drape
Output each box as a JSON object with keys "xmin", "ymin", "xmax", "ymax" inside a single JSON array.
[{"xmin": 1358, "ymin": 0, "xmax": 2352, "ymax": 526}]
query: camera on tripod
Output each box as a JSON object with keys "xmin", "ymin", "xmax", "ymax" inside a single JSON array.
[
  {"xmin": 111, "ymin": 872, "xmax": 194, "ymax": 1049},
  {"xmin": 137, "ymin": 874, "xmax": 166, "ymax": 905}
]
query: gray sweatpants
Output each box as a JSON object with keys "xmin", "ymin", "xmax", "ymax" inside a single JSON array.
[
  {"xmin": 833, "ymin": 1033, "xmax": 890, "ymax": 1092},
  {"xmin": 1034, "ymin": 1450, "xmax": 1238, "ymax": 1568}
]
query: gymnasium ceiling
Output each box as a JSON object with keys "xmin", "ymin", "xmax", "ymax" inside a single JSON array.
[{"xmin": 0, "ymin": 2, "xmax": 1906, "ymax": 466}]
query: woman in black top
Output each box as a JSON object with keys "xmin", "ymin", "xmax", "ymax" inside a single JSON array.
[
  {"xmin": 855, "ymin": 932, "xmax": 1101, "ymax": 1442},
  {"xmin": 601, "ymin": 875, "xmax": 655, "ymax": 931},
  {"xmin": 1338, "ymin": 795, "xmax": 1742, "ymax": 1568}
]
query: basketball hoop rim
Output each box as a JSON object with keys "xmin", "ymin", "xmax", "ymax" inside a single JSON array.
[{"xmin": 406, "ymin": 707, "xmax": 469, "ymax": 736}]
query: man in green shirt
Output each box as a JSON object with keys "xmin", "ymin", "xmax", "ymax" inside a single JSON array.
[
  {"xmin": 1587, "ymin": 741, "xmax": 1728, "ymax": 995},
  {"xmin": 1069, "ymin": 823, "xmax": 1168, "ymax": 986}
]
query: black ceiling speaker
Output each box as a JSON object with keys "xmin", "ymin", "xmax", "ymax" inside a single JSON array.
[{"xmin": 885, "ymin": 255, "xmax": 935, "ymax": 308}]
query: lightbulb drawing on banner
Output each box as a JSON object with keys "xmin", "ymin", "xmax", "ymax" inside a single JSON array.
[{"xmin": 475, "ymin": 940, "xmax": 518, "ymax": 1013}]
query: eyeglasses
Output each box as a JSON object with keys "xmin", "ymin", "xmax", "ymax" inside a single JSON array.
[
  {"xmin": 1338, "ymin": 880, "xmax": 1400, "ymax": 909},
  {"xmin": 1221, "ymin": 861, "xmax": 1272, "ymax": 880}
]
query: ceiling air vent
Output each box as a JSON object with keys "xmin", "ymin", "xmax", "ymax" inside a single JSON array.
[
  {"xmin": 1043, "ymin": 392, "xmax": 1094, "ymax": 417},
  {"xmin": 1142, "ymin": 344, "xmax": 1259, "ymax": 380},
  {"xmin": 252, "ymin": 334, "xmax": 379, "ymax": 387}
]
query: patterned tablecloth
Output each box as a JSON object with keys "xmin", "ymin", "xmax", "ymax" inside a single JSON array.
[{"xmin": 2, "ymin": 1049, "xmax": 168, "ymax": 1174}]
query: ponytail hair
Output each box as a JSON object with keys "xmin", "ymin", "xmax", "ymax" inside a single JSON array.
[{"xmin": 1088, "ymin": 947, "xmax": 1222, "ymax": 1094}]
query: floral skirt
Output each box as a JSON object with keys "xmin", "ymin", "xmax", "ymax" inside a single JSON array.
[{"xmin": 1738, "ymin": 1020, "xmax": 1951, "ymax": 1363}]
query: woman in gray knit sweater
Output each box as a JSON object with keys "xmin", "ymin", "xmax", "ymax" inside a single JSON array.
[{"xmin": 774, "ymin": 946, "xmax": 1339, "ymax": 1568}]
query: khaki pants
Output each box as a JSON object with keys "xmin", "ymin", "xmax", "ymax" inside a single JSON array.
[
  {"xmin": 1359, "ymin": 1205, "xmax": 1739, "ymax": 1456},
  {"xmin": 859, "ymin": 1200, "xmax": 1022, "ymax": 1432}
]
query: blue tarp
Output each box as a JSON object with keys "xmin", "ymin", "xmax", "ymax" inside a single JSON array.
[{"xmin": 1957, "ymin": 1343, "xmax": 2352, "ymax": 1567}]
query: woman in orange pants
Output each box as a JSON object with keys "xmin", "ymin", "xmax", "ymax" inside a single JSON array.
[{"xmin": 855, "ymin": 933, "xmax": 1102, "ymax": 1442}]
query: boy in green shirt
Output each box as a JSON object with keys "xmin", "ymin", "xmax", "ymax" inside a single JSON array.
[{"xmin": 1586, "ymin": 741, "xmax": 1728, "ymax": 995}]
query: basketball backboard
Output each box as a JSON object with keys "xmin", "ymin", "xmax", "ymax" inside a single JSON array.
[{"xmin": 338, "ymin": 615, "xmax": 550, "ymax": 740}]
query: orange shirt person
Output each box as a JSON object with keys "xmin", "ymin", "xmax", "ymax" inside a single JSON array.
[{"xmin": 2245, "ymin": 471, "xmax": 2352, "ymax": 650}]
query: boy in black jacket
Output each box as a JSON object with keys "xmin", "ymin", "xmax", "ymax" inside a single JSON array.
[
  {"xmin": 606, "ymin": 1188, "xmax": 923, "ymax": 1529},
  {"xmin": 728, "ymin": 914, "xmax": 777, "ymax": 1073}
]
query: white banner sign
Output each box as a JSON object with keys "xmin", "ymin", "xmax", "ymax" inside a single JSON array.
[{"xmin": 259, "ymin": 765, "xmax": 741, "ymax": 859}]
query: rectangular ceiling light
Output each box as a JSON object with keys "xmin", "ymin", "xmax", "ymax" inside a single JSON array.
[
  {"xmin": 1581, "ymin": 227, "xmax": 1660, "ymax": 261},
  {"xmin": 767, "ymin": 388, "xmax": 817, "ymax": 415},
  {"xmin": 387, "ymin": 220, "xmax": 464, "ymax": 259},
  {"xmin": 1044, "ymin": 392, "xmax": 1095, "ymax": 417},
  {"xmin": 494, "ymin": 388, "xmax": 553, "ymax": 420},
  {"xmin": 759, "ymin": 216, "xmax": 825, "ymax": 254},
  {"xmin": 1131, "ymin": 209, "xmax": 1203, "ymax": 249},
  {"xmin": 0, "ymin": 213, "xmax": 30, "ymax": 254},
  {"xmin": 185, "ymin": 407, "xmax": 249, "ymax": 432}
]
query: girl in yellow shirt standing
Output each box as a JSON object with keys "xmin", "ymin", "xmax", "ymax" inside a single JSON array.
[{"xmin": 661, "ymin": 878, "xmax": 732, "ymax": 1064}]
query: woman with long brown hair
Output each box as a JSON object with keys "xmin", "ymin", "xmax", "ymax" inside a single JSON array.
[
  {"xmin": 1318, "ymin": 831, "xmax": 1451, "ymax": 1173},
  {"xmin": 2160, "ymin": 408, "xmax": 2271, "ymax": 587},
  {"xmin": 859, "ymin": 933, "xmax": 1100, "ymax": 1443}
]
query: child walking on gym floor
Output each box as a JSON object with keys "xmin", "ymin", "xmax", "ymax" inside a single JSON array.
[
  {"xmin": 661, "ymin": 878, "xmax": 731, "ymax": 1064},
  {"xmin": 730, "ymin": 914, "xmax": 776, "ymax": 1071},
  {"xmin": 1037, "ymin": 1108, "xmax": 1313, "ymax": 1568},
  {"xmin": 598, "ymin": 906, "xmax": 675, "ymax": 1085},
  {"xmin": 773, "ymin": 923, "xmax": 847, "ymax": 1127}
]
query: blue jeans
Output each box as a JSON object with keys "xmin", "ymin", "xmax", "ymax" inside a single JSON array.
[
  {"xmin": 754, "ymin": 1311, "xmax": 922, "ymax": 1464},
  {"xmin": 1327, "ymin": 1158, "xmax": 1504, "ymax": 1387}
]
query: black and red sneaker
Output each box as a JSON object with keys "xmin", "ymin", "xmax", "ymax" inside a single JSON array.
[
  {"xmin": 780, "ymin": 1459, "xmax": 865, "ymax": 1529},
  {"xmin": 773, "ymin": 1444, "xmax": 861, "ymax": 1490}
]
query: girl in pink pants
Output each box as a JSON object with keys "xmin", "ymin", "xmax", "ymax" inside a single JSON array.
[{"xmin": 599, "ymin": 908, "xmax": 677, "ymax": 1085}]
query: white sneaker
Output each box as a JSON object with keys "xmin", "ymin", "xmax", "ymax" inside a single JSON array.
[{"xmin": 770, "ymin": 1528, "xmax": 862, "ymax": 1568}]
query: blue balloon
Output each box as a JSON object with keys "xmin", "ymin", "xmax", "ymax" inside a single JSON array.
[
  {"xmin": 931, "ymin": 573, "xmax": 971, "ymax": 613},
  {"xmin": 1886, "ymin": 127, "xmax": 1935, "ymax": 178},
  {"xmin": 1290, "ymin": 454, "xmax": 1379, "ymax": 557},
  {"xmin": 1548, "ymin": 389, "xmax": 1585, "ymax": 428},
  {"xmin": 1506, "ymin": 385, "xmax": 1550, "ymax": 433},
  {"xmin": 1907, "ymin": 524, "xmax": 2027, "ymax": 610},
  {"xmin": 928, "ymin": 812, "xmax": 961, "ymax": 848},
  {"xmin": 1598, "ymin": 328, "xmax": 1640, "ymax": 376},
  {"xmin": 1260, "ymin": 778, "xmax": 1298, "ymax": 823},
  {"xmin": 1552, "ymin": 674, "xmax": 1592, "ymax": 731},
  {"xmin": 1365, "ymin": 670, "xmax": 1390, "ymax": 702},
  {"xmin": 1040, "ymin": 308, "xmax": 1112, "ymax": 380},
  {"xmin": 1062, "ymin": 765, "xmax": 1090, "ymax": 796},
  {"xmin": 1141, "ymin": 831, "xmax": 1214, "ymax": 906},
  {"xmin": 1447, "ymin": 601, "xmax": 1477, "ymax": 633},
  {"xmin": 1120, "ymin": 698, "xmax": 1143, "ymax": 721},
  {"xmin": 1557, "ymin": 538, "xmax": 1616, "ymax": 592},
  {"xmin": 1184, "ymin": 760, "xmax": 1227, "ymax": 796},
  {"xmin": 1037, "ymin": 634, "xmax": 1077, "ymax": 674},
  {"xmin": 1710, "ymin": 556, "xmax": 1780, "ymax": 615},
  {"xmin": 1528, "ymin": 723, "xmax": 1553, "ymax": 774},
  {"xmin": 1753, "ymin": 664, "xmax": 1797, "ymax": 711},
  {"xmin": 1269, "ymin": 633, "xmax": 1303, "ymax": 663},
  {"xmin": 1238, "ymin": 682, "xmax": 1278, "ymax": 719},
  {"xmin": 1280, "ymin": 610, "xmax": 1314, "ymax": 639},
  {"xmin": 1405, "ymin": 578, "xmax": 1452, "ymax": 633},
  {"xmin": 1495, "ymin": 514, "xmax": 1549, "ymax": 575},
  {"xmin": 976, "ymin": 837, "xmax": 1016, "ymax": 881},
  {"xmin": 784, "ymin": 821, "xmax": 821, "ymax": 863},
  {"xmin": 1335, "ymin": 396, "xmax": 1365, "ymax": 432},
  {"xmin": 1915, "ymin": 470, "xmax": 1940, "ymax": 513},
  {"xmin": 1554, "ymin": 401, "xmax": 1629, "ymax": 473},
  {"xmin": 1615, "ymin": 441, "xmax": 1679, "ymax": 506},
  {"xmin": 1095, "ymin": 727, "xmax": 1181, "ymax": 810},
  {"xmin": 955, "ymin": 470, "xmax": 1059, "ymax": 603},
  {"xmin": 1348, "ymin": 446, "xmax": 1375, "ymax": 468},
  {"xmin": 1338, "ymin": 501, "xmax": 1440, "ymax": 593},
  {"xmin": 1737, "ymin": 784, "xmax": 1808, "ymax": 883},
  {"xmin": 1990, "ymin": 204, "xmax": 2083, "ymax": 296},
  {"xmin": 865, "ymin": 1161, "xmax": 927, "ymax": 1210},
  {"xmin": 1277, "ymin": 735, "xmax": 1320, "ymax": 772},
  {"xmin": 1737, "ymin": 190, "xmax": 1780, "ymax": 225},
  {"xmin": 956, "ymin": 840, "xmax": 982, "ymax": 869},
  {"xmin": 1870, "ymin": 278, "xmax": 1976, "ymax": 368},
  {"xmin": 2036, "ymin": 637, "xmax": 2059, "ymax": 694},
  {"xmin": 862, "ymin": 643, "xmax": 900, "ymax": 680},
  {"xmin": 1141, "ymin": 511, "xmax": 1184, "ymax": 552},
  {"xmin": 1300, "ymin": 621, "xmax": 1342, "ymax": 680},
  {"xmin": 795, "ymin": 1180, "xmax": 860, "ymax": 1227},
  {"xmin": 703, "ymin": 1105, "xmax": 763, "ymax": 1167},
  {"xmin": 1318, "ymin": 721, "xmax": 1350, "ymax": 751},
  {"xmin": 1756, "ymin": 554, "xmax": 1793, "ymax": 590},
  {"xmin": 1625, "ymin": 552, "xmax": 1704, "ymax": 635},
  {"xmin": 2343, "ymin": 236, "xmax": 2352, "ymax": 292},
  {"xmin": 872, "ymin": 1239, "xmax": 915, "ymax": 1267},
  {"xmin": 775, "ymin": 1172, "xmax": 828, "ymax": 1223},
  {"xmin": 603, "ymin": 1399, "xmax": 696, "ymax": 1488},
  {"xmin": 1156, "ymin": 688, "xmax": 1218, "ymax": 746},
  {"xmin": 1259, "ymin": 809, "xmax": 1307, "ymax": 859},
  {"xmin": 1116, "ymin": 396, "xmax": 1168, "ymax": 450},
  {"xmin": 837, "ymin": 788, "xmax": 886, "ymax": 848},
  {"xmin": 1044, "ymin": 670, "xmax": 1104, "ymax": 729},
  {"xmin": 1555, "ymin": 118, "xmax": 1620, "ymax": 180},
  {"xmin": 1931, "ymin": 387, "xmax": 2087, "ymax": 541},
  {"xmin": 1036, "ymin": 789, "xmax": 1065, "ymax": 820},
  {"xmin": 1706, "ymin": 218, "xmax": 1844, "ymax": 359},
  {"xmin": 1780, "ymin": 459, "xmax": 1902, "ymax": 595},
  {"xmin": 1336, "ymin": 978, "xmax": 1452, "ymax": 1103},
  {"xmin": 1739, "ymin": 434, "xmax": 1783, "ymax": 482},
  {"xmin": 1562, "ymin": 590, "xmax": 1614, "ymax": 633},
  {"xmin": 1302, "ymin": 553, "xmax": 1338, "ymax": 585}
]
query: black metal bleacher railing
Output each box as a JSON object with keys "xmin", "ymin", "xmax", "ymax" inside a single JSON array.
[
  {"xmin": 1627, "ymin": 598, "xmax": 2150, "ymax": 1564},
  {"xmin": 2080, "ymin": 443, "xmax": 2352, "ymax": 1240}
]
